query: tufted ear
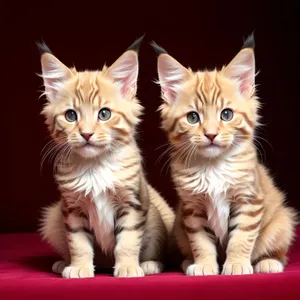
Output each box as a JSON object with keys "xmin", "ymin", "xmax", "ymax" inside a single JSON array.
[
  {"xmin": 223, "ymin": 34, "xmax": 256, "ymax": 97},
  {"xmin": 105, "ymin": 36, "xmax": 144, "ymax": 99},
  {"xmin": 37, "ymin": 42, "xmax": 73, "ymax": 102},
  {"xmin": 151, "ymin": 42, "xmax": 192, "ymax": 104}
]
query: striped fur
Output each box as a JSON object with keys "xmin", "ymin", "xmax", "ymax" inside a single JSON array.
[
  {"xmin": 39, "ymin": 40, "xmax": 175, "ymax": 278},
  {"xmin": 155, "ymin": 36, "xmax": 298, "ymax": 276}
]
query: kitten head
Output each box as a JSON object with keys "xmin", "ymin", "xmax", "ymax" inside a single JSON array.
[
  {"xmin": 39, "ymin": 36, "xmax": 144, "ymax": 159},
  {"xmin": 153, "ymin": 34, "xmax": 260, "ymax": 159}
]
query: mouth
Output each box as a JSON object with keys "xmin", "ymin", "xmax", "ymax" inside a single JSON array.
[
  {"xmin": 78, "ymin": 141, "xmax": 98, "ymax": 149},
  {"xmin": 204, "ymin": 142, "xmax": 223, "ymax": 149}
]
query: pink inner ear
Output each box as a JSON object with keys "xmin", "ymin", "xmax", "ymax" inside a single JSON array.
[
  {"xmin": 121, "ymin": 81, "xmax": 136, "ymax": 98},
  {"xmin": 240, "ymin": 83, "xmax": 252, "ymax": 95}
]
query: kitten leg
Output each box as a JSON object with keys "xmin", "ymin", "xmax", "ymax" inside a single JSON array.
[
  {"xmin": 114, "ymin": 199, "xmax": 146, "ymax": 278},
  {"xmin": 252, "ymin": 206, "xmax": 296, "ymax": 273},
  {"xmin": 183, "ymin": 206, "xmax": 218, "ymax": 276},
  {"xmin": 61, "ymin": 204, "xmax": 95, "ymax": 279},
  {"xmin": 140, "ymin": 204, "xmax": 167, "ymax": 275},
  {"xmin": 222, "ymin": 197, "xmax": 263, "ymax": 275}
]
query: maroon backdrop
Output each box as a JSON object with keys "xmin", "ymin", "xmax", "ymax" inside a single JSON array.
[{"xmin": 2, "ymin": 1, "xmax": 299, "ymax": 233}]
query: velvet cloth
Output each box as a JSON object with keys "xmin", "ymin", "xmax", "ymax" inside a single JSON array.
[{"xmin": 1, "ymin": 229, "xmax": 300, "ymax": 300}]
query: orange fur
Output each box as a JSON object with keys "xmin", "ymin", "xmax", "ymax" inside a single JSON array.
[
  {"xmin": 155, "ymin": 36, "xmax": 298, "ymax": 275},
  {"xmin": 38, "ymin": 39, "xmax": 175, "ymax": 278}
]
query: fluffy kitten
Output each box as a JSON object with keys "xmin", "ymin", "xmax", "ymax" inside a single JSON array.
[
  {"xmin": 39, "ymin": 37, "xmax": 175, "ymax": 278},
  {"xmin": 153, "ymin": 35, "xmax": 297, "ymax": 275}
]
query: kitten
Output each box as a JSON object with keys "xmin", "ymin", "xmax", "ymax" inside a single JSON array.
[
  {"xmin": 38, "ymin": 37, "xmax": 175, "ymax": 278},
  {"xmin": 152, "ymin": 35, "xmax": 297, "ymax": 275}
]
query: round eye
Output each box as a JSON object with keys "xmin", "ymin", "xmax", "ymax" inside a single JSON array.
[
  {"xmin": 221, "ymin": 109, "xmax": 234, "ymax": 121},
  {"xmin": 187, "ymin": 111, "xmax": 200, "ymax": 124},
  {"xmin": 65, "ymin": 109, "xmax": 77, "ymax": 122},
  {"xmin": 98, "ymin": 108, "xmax": 111, "ymax": 121}
]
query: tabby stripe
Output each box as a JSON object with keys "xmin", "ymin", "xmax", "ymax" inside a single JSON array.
[
  {"xmin": 184, "ymin": 226, "xmax": 201, "ymax": 234},
  {"xmin": 79, "ymin": 211, "xmax": 88, "ymax": 220},
  {"xmin": 116, "ymin": 219, "xmax": 146, "ymax": 235},
  {"xmin": 239, "ymin": 127, "xmax": 250, "ymax": 136},
  {"xmin": 204, "ymin": 226, "xmax": 215, "ymax": 237},
  {"xmin": 237, "ymin": 111, "xmax": 255, "ymax": 128},
  {"xmin": 212, "ymin": 84, "xmax": 221, "ymax": 106},
  {"xmin": 252, "ymin": 248, "xmax": 287, "ymax": 265},
  {"xmin": 115, "ymin": 136, "xmax": 129, "ymax": 144},
  {"xmin": 111, "ymin": 110, "xmax": 133, "ymax": 126},
  {"xmin": 169, "ymin": 116, "xmax": 180, "ymax": 134},
  {"xmin": 228, "ymin": 224, "xmax": 238, "ymax": 233},
  {"xmin": 244, "ymin": 207, "xmax": 264, "ymax": 217},
  {"xmin": 240, "ymin": 220, "xmax": 261, "ymax": 231},
  {"xmin": 113, "ymin": 127, "xmax": 130, "ymax": 136},
  {"xmin": 230, "ymin": 211, "xmax": 241, "ymax": 219},
  {"xmin": 76, "ymin": 88, "xmax": 84, "ymax": 103},
  {"xmin": 252, "ymin": 199, "xmax": 264, "ymax": 205},
  {"xmin": 126, "ymin": 219, "xmax": 146, "ymax": 231},
  {"xmin": 128, "ymin": 202, "xmax": 143, "ymax": 211},
  {"xmin": 116, "ymin": 210, "xmax": 129, "ymax": 219},
  {"xmin": 123, "ymin": 171, "xmax": 139, "ymax": 182},
  {"xmin": 52, "ymin": 115, "xmax": 58, "ymax": 134},
  {"xmin": 114, "ymin": 226, "xmax": 123, "ymax": 236},
  {"xmin": 89, "ymin": 83, "xmax": 98, "ymax": 104},
  {"xmin": 123, "ymin": 161, "xmax": 139, "ymax": 170},
  {"xmin": 182, "ymin": 209, "xmax": 207, "ymax": 219},
  {"xmin": 171, "ymin": 131, "xmax": 188, "ymax": 142}
]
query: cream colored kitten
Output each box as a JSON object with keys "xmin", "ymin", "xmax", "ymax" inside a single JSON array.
[
  {"xmin": 39, "ymin": 37, "xmax": 175, "ymax": 278},
  {"xmin": 153, "ymin": 35, "xmax": 297, "ymax": 275}
]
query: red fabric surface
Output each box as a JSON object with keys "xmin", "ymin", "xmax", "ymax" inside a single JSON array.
[{"xmin": 0, "ymin": 230, "xmax": 300, "ymax": 300}]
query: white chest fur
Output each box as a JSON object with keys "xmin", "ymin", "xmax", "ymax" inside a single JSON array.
[
  {"xmin": 57, "ymin": 156, "xmax": 122, "ymax": 253},
  {"xmin": 182, "ymin": 160, "xmax": 237, "ymax": 242}
]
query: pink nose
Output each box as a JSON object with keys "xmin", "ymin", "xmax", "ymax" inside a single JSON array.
[
  {"xmin": 81, "ymin": 133, "xmax": 93, "ymax": 141},
  {"xmin": 205, "ymin": 134, "xmax": 218, "ymax": 141}
]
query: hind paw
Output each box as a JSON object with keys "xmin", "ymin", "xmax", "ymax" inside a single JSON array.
[{"xmin": 140, "ymin": 261, "xmax": 164, "ymax": 275}]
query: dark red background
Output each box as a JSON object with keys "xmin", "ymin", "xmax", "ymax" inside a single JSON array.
[{"xmin": 2, "ymin": 1, "xmax": 299, "ymax": 233}]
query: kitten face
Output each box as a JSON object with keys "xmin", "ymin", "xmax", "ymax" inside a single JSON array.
[
  {"xmin": 154, "ymin": 39, "xmax": 259, "ymax": 159},
  {"xmin": 39, "ymin": 40, "xmax": 143, "ymax": 159}
]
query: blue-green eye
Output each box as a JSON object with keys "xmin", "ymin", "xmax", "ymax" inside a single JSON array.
[
  {"xmin": 65, "ymin": 109, "xmax": 77, "ymax": 122},
  {"xmin": 98, "ymin": 108, "xmax": 111, "ymax": 121},
  {"xmin": 187, "ymin": 111, "xmax": 200, "ymax": 124},
  {"xmin": 221, "ymin": 109, "xmax": 234, "ymax": 121}
]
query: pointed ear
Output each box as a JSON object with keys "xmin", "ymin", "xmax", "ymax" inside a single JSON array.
[
  {"xmin": 37, "ymin": 42, "xmax": 73, "ymax": 102},
  {"xmin": 151, "ymin": 42, "xmax": 192, "ymax": 104},
  {"xmin": 105, "ymin": 36, "xmax": 144, "ymax": 99},
  {"xmin": 222, "ymin": 34, "xmax": 255, "ymax": 97}
]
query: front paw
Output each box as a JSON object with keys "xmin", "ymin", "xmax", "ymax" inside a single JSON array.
[
  {"xmin": 114, "ymin": 263, "xmax": 144, "ymax": 278},
  {"xmin": 186, "ymin": 263, "xmax": 218, "ymax": 276},
  {"xmin": 222, "ymin": 260, "xmax": 253, "ymax": 275},
  {"xmin": 62, "ymin": 265, "xmax": 95, "ymax": 278}
]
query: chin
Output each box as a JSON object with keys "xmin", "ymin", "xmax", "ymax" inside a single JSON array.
[
  {"xmin": 74, "ymin": 145, "xmax": 105, "ymax": 158},
  {"xmin": 198, "ymin": 145, "xmax": 226, "ymax": 158}
]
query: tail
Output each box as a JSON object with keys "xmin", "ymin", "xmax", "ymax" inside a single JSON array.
[{"xmin": 147, "ymin": 184, "xmax": 175, "ymax": 235}]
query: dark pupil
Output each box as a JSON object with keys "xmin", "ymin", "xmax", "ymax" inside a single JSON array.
[
  {"xmin": 67, "ymin": 110, "xmax": 76, "ymax": 121},
  {"xmin": 101, "ymin": 110, "xmax": 108, "ymax": 118},
  {"xmin": 222, "ymin": 109, "xmax": 232, "ymax": 120},
  {"xmin": 188, "ymin": 112, "xmax": 199, "ymax": 123}
]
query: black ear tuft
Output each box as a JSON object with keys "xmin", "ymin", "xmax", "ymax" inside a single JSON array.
[
  {"xmin": 126, "ymin": 35, "xmax": 145, "ymax": 52},
  {"xmin": 150, "ymin": 41, "xmax": 168, "ymax": 56},
  {"xmin": 36, "ymin": 41, "xmax": 53, "ymax": 55},
  {"xmin": 242, "ymin": 32, "xmax": 255, "ymax": 50}
]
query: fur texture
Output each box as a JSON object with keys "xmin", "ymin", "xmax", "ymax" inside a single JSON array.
[
  {"xmin": 39, "ymin": 38, "xmax": 175, "ymax": 278},
  {"xmin": 154, "ymin": 35, "xmax": 298, "ymax": 276}
]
